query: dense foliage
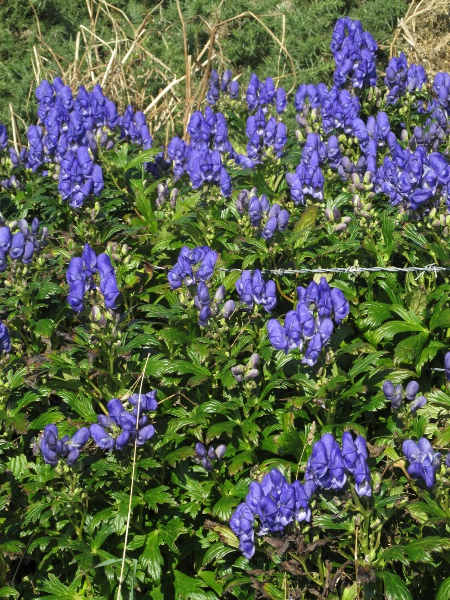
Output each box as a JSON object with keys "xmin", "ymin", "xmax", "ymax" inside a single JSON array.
[{"xmin": 2, "ymin": 14, "xmax": 450, "ymax": 600}]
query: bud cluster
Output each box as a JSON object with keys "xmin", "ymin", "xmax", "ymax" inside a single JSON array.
[
  {"xmin": 231, "ymin": 353, "xmax": 260, "ymax": 383},
  {"xmin": 382, "ymin": 379, "xmax": 427, "ymax": 413},
  {"xmin": 402, "ymin": 437, "xmax": 441, "ymax": 488},
  {"xmin": 235, "ymin": 269, "xmax": 277, "ymax": 313},
  {"xmin": 0, "ymin": 217, "xmax": 48, "ymax": 270},
  {"xmin": 236, "ymin": 188, "xmax": 289, "ymax": 240},
  {"xmin": 194, "ymin": 442, "xmax": 226, "ymax": 471}
]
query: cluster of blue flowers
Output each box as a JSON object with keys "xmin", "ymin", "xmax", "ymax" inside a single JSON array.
[
  {"xmin": 193, "ymin": 441, "xmax": 226, "ymax": 471},
  {"xmin": 0, "ymin": 218, "xmax": 47, "ymax": 270},
  {"xmin": 235, "ymin": 189, "xmax": 290, "ymax": 240},
  {"xmin": 331, "ymin": 17, "xmax": 377, "ymax": 89},
  {"xmin": 167, "ymin": 108, "xmax": 233, "ymax": 196},
  {"xmin": 382, "ymin": 379, "xmax": 427, "ymax": 413},
  {"xmin": 306, "ymin": 432, "xmax": 371, "ymax": 497},
  {"xmin": 41, "ymin": 424, "xmax": 90, "ymax": 466},
  {"xmin": 90, "ymin": 394, "xmax": 157, "ymax": 451},
  {"xmin": 167, "ymin": 245, "xmax": 218, "ymax": 290},
  {"xmin": 230, "ymin": 468, "xmax": 315, "ymax": 559},
  {"xmin": 35, "ymin": 77, "xmax": 152, "ymax": 154},
  {"xmin": 231, "ymin": 353, "xmax": 260, "ymax": 383},
  {"xmin": 59, "ymin": 146, "xmax": 104, "ymax": 208},
  {"xmin": 240, "ymin": 107, "xmax": 287, "ymax": 165},
  {"xmin": 286, "ymin": 132, "xmax": 340, "ymax": 204},
  {"xmin": 384, "ymin": 52, "xmax": 427, "ymax": 104},
  {"xmin": 194, "ymin": 282, "xmax": 230, "ymax": 327},
  {"xmin": 207, "ymin": 69, "xmax": 239, "ymax": 104},
  {"xmin": 267, "ymin": 278, "xmax": 349, "ymax": 365},
  {"xmin": 376, "ymin": 144, "xmax": 450, "ymax": 210},
  {"xmin": 402, "ymin": 438, "xmax": 441, "ymax": 488},
  {"xmin": 246, "ymin": 74, "xmax": 286, "ymax": 114},
  {"xmin": 235, "ymin": 269, "xmax": 277, "ymax": 313},
  {"xmin": 40, "ymin": 393, "xmax": 158, "ymax": 465},
  {"xmin": 0, "ymin": 321, "xmax": 11, "ymax": 355},
  {"xmin": 66, "ymin": 243, "xmax": 120, "ymax": 312}
]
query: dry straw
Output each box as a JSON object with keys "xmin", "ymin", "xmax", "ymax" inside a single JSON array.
[
  {"xmin": 30, "ymin": 0, "xmax": 297, "ymax": 139},
  {"xmin": 390, "ymin": 0, "xmax": 450, "ymax": 78}
]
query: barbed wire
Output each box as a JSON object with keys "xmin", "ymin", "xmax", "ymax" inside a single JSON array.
[{"xmin": 150, "ymin": 263, "xmax": 449, "ymax": 276}]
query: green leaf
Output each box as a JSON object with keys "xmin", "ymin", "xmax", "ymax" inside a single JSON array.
[
  {"xmin": 378, "ymin": 571, "xmax": 412, "ymax": 600},
  {"xmin": 126, "ymin": 148, "xmax": 159, "ymax": 170},
  {"xmin": 58, "ymin": 390, "xmax": 96, "ymax": 421},
  {"xmin": 35, "ymin": 318, "xmax": 55, "ymax": 337},
  {"xmin": 172, "ymin": 360, "xmax": 211, "ymax": 377},
  {"xmin": 436, "ymin": 577, "xmax": 450, "ymax": 600},
  {"xmin": 141, "ymin": 530, "xmax": 163, "ymax": 582},
  {"xmin": 131, "ymin": 179, "xmax": 158, "ymax": 233},
  {"xmin": 202, "ymin": 542, "xmax": 236, "ymax": 565},
  {"xmin": 294, "ymin": 205, "xmax": 318, "ymax": 231},
  {"xmin": 373, "ymin": 320, "xmax": 428, "ymax": 344},
  {"xmin": 431, "ymin": 308, "xmax": 450, "ymax": 330},
  {"xmin": 144, "ymin": 486, "xmax": 175, "ymax": 510},
  {"xmin": 35, "ymin": 280, "xmax": 61, "ymax": 300},
  {"xmin": 0, "ymin": 587, "xmax": 19, "ymax": 599},
  {"xmin": 406, "ymin": 537, "xmax": 450, "ymax": 563},
  {"xmin": 263, "ymin": 583, "xmax": 285, "ymax": 599}
]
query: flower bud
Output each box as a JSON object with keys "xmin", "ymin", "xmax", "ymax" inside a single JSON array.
[
  {"xmin": 91, "ymin": 306, "xmax": 102, "ymax": 322},
  {"xmin": 214, "ymin": 285, "xmax": 226, "ymax": 303},
  {"xmin": 202, "ymin": 457, "xmax": 212, "ymax": 472},
  {"xmin": 195, "ymin": 442, "xmax": 206, "ymax": 457},
  {"xmin": 215, "ymin": 444, "xmax": 226, "ymax": 459},
  {"xmin": 244, "ymin": 368, "xmax": 259, "ymax": 381},
  {"xmin": 222, "ymin": 299, "xmax": 235, "ymax": 318},
  {"xmin": 248, "ymin": 353, "xmax": 259, "ymax": 369},
  {"xmin": 410, "ymin": 395, "xmax": 426, "ymax": 413},
  {"xmin": 405, "ymin": 380, "xmax": 419, "ymax": 401}
]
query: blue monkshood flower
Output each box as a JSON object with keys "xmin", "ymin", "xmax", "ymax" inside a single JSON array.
[
  {"xmin": 229, "ymin": 80, "xmax": 239, "ymax": 99},
  {"xmin": 99, "ymin": 273, "xmax": 120, "ymax": 309},
  {"xmin": 306, "ymin": 433, "xmax": 347, "ymax": 490},
  {"xmin": 445, "ymin": 352, "xmax": 450, "ymax": 381},
  {"xmin": 221, "ymin": 69, "xmax": 232, "ymax": 92},
  {"xmin": 66, "ymin": 428, "xmax": 91, "ymax": 465},
  {"xmin": 236, "ymin": 270, "xmax": 277, "ymax": 312},
  {"xmin": 276, "ymin": 88, "xmax": 287, "ymax": 114},
  {"xmin": 230, "ymin": 503, "xmax": 255, "ymax": 559},
  {"xmin": 0, "ymin": 123, "xmax": 8, "ymax": 148},
  {"xmin": 22, "ymin": 241, "xmax": 35, "ymax": 264},
  {"xmin": 445, "ymin": 453, "xmax": 450, "ymax": 468},
  {"xmin": 403, "ymin": 437, "xmax": 441, "ymax": 488},
  {"xmin": 9, "ymin": 232, "xmax": 25, "ymax": 260},
  {"xmin": 0, "ymin": 227, "xmax": 12, "ymax": 253},
  {"xmin": 302, "ymin": 333, "xmax": 323, "ymax": 366},
  {"xmin": 341, "ymin": 432, "xmax": 371, "ymax": 496},
  {"xmin": 0, "ymin": 249, "xmax": 6, "ymax": 272},
  {"xmin": 90, "ymin": 423, "xmax": 115, "ymax": 450},
  {"xmin": 0, "ymin": 321, "xmax": 11, "ymax": 354},
  {"xmin": 129, "ymin": 391, "xmax": 158, "ymax": 415},
  {"xmin": 66, "ymin": 257, "xmax": 84, "ymax": 284},
  {"xmin": 68, "ymin": 280, "xmax": 86, "ymax": 312},
  {"xmin": 96, "ymin": 253, "xmax": 114, "ymax": 279}
]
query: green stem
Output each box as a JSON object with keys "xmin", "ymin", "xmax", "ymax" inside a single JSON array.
[{"xmin": 288, "ymin": 552, "xmax": 322, "ymax": 587}]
